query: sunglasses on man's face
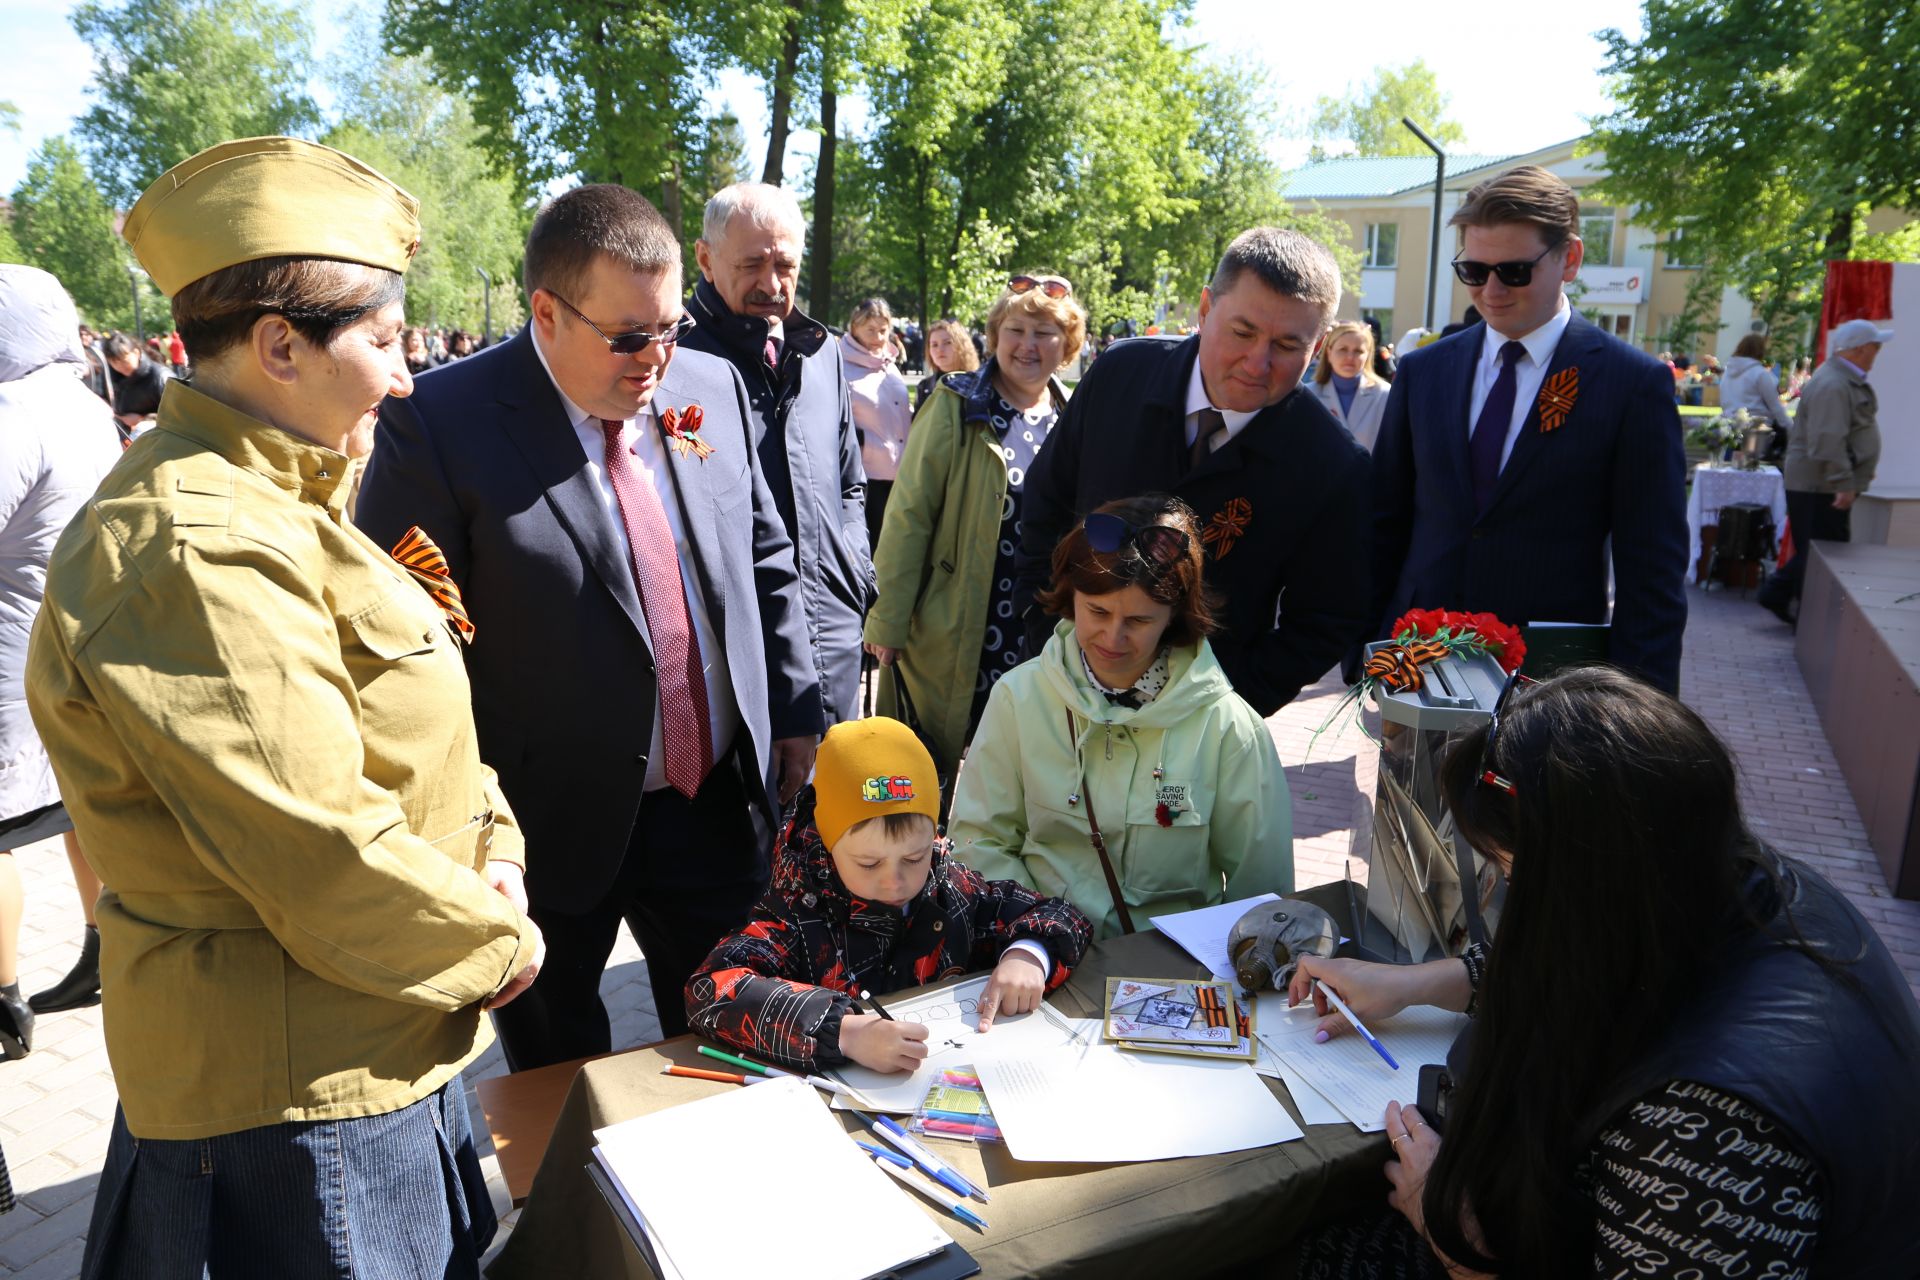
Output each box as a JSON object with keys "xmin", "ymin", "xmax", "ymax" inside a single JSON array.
[
  {"xmin": 1476, "ymin": 669, "xmax": 1536, "ymax": 795},
  {"xmin": 1008, "ymin": 274, "xmax": 1073, "ymax": 300},
  {"xmin": 550, "ymin": 291, "xmax": 696, "ymax": 355},
  {"xmin": 1450, "ymin": 244, "xmax": 1557, "ymax": 290},
  {"xmin": 1084, "ymin": 513, "xmax": 1189, "ymax": 578}
]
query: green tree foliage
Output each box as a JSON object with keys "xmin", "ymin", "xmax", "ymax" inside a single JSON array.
[
  {"xmin": 322, "ymin": 16, "xmax": 526, "ymax": 335},
  {"xmin": 1309, "ymin": 60, "xmax": 1467, "ymax": 160},
  {"xmin": 0, "ymin": 102, "xmax": 21, "ymax": 265},
  {"xmin": 70, "ymin": 0, "xmax": 319, "ymax": 207},
  {"xmin": 1594, "ymin": 0, "xmax": 1920, "ymax": 348},
  {"xmin": 8, "ymin": 136, "xmax": 161, "ymax": 331}
]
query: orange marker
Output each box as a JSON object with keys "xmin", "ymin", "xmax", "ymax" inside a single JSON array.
[{"xmin": 660, "ymin": 1064, "xmax": 762, "ymax": 1085}]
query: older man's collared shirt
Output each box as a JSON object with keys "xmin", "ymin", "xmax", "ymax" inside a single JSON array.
[
  {"xmin": 530, "ymin": 329, "xmax": 740, "ymax": 790},
  {"xmin": 26, "ymin": 380, "xmax": 534, "ymax": 1139},
  {"xmin": 1182, "ymin": 359, "xmax": 1260, "ymax": 454}
]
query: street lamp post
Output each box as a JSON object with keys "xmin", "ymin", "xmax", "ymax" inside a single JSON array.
[
  {"xmin": 1402, "ymin": 116, "xmax": 1446, "ymax": 333},
  {"xmin": 475, "ymin": 267, "xmax": 492, "ymax": 347}
]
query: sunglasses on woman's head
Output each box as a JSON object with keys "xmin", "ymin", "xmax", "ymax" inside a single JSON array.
[
  {"xmin": 1008, "ymin": 274, "xmax": 1073, "ymax": 300},
  {"xmin": 1477, "ymin": 670, "xmax": 1536, "ymax": 795},
  {"xmin": 550, "ymin": 291, "xmax": 696, "ymax": 355},
  {"xmin": 1084, "ymin": 513, "xmax": 1188, "ymax": 578},
  {"xmin": 1450, "ymin": 244, "xmax": 1556, "ymax": 289}
]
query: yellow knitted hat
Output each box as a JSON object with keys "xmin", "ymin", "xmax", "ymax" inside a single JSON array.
[{"xmin": 812, "ymin": 718, "xmax": 941, "ymax": 850}]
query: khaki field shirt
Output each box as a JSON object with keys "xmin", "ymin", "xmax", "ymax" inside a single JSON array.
[{"xmin": 27, "ymin": 382, "xmax": 535, "ymax": 1139}]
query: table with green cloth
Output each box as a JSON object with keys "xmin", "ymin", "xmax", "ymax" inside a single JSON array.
[{"xmin": 485, "ymin": 930, "xmax": 1389, "ymax": 1279}]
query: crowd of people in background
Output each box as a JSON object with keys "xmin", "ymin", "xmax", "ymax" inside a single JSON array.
[{"xmin": 2, "ymin": 133, "xmax": 1914, "ymax": 1280}]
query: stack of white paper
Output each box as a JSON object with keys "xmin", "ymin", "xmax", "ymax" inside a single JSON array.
[
  {"xmin": 592, "ymin": 1076, "xmax": 950, "ymax": 1280},
  {"xmin": 1267, "ymin": 1004, "xmax": 1466, "ymax": 1132},
  {"xmin": 1149, "ymin": 893, "xmax": 1281, "ymax": 981},
  {"xmin": 975, "ymin": 1047, "xmax": 1304, "ymax": 1162}
]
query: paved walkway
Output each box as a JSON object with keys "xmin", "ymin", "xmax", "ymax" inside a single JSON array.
[{"xmin": 3, "ymin": 581, "xmax": 1916, "ymax": 1275}]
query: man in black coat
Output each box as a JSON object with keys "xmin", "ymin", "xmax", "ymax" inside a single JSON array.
[
  {"xmin": 1370, "ymin": 166, "xmax": 1688, "ymax": 692},
  {"xmin": 1017, "ymin": 228, "xmax": 1373, "ymax": 715},
  {"xmin": 681, "ymin": 182, "xmax": 874, "ymax": 725}
]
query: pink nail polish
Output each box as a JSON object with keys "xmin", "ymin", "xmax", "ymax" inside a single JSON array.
[{"xmin": 1314, "ymin": 1029, "xmax": 1329, "ymax": 1043}]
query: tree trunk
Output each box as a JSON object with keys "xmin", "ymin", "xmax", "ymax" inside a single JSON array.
[
  {"xmin": 761, "ymin": 1, "xmax": 804, "ymax": 186},
  {"xmin": 592, "ymin": 20, "xmax": 621, "ymax": 185},
  {"xmin": 1824, "ymin": 205, "xmax": 1855, "ymax": 260},
  {"xmin": 810, "ymin": 84, "xmax": 837, "ymax": 319},
  {"xmin": 915, "ymin": 156, "xmax": 931, "ymax": 327}
]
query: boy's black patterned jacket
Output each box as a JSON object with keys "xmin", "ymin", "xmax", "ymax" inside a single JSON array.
[{"xmin": 684, "ymin": 791, "xmax": 1092, "ymax": 1070}]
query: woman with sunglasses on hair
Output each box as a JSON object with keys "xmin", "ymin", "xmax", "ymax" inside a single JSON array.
[
  {"xmin": 1284, "ymin": 668, "xmax": 1920, "ymax": 1279},
  {"xmin": 865, "ymin": 274, "xmax": 1087, "ymax": 785},
  {"xmin": 946, "ymin": 494, "xmax": 1291, "ymax": 940}
]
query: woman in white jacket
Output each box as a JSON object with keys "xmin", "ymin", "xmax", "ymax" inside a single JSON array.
[
  {"xmin": 1309, "ymin": 321, "xmax": 1391, "ymax": 451},
  {"xmin": 1717, "ymin": 333, "xmax": 1792, "ymax": 441},
  {"xmin": 0, "ymin": 266, "xmax": 121, "ymax": 1060}
]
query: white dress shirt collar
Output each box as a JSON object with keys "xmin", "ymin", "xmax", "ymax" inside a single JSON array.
[
  {"xmin": 1182, "ymin": 357, "xmax": 1261, "ymax": 450},
  {"xmin": 1478, "ymin": 297, "xmax": 1573, "ymax": 376}
]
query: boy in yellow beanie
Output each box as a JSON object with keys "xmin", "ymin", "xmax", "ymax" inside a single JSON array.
[{"xmin": 685, "ymin": 718, "xmax": 1092, "ymax": 1073}]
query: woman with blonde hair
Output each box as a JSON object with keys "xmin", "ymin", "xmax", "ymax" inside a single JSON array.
[
  {"xmin": 916, "ymin": 317, "xmax": 981, "ymax": 411},
  {"xmin": 842, "ymin": 296, "xmax": 914, "ymax": 551},
  {"xmin": 866, "ymin": 274, "xmax": 1086, "ymax": 786},
  {"xmin": 1310, "ymin": 320, "xmax": 1391, "ymax": 450}
]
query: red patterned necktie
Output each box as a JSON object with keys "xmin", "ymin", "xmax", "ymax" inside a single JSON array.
[
  {"xmin": 600, "ymin": 418, "xmax": 714, "ymax": 798},
  {"xmin": 390, "ymin": 525, "xmax": 474, "ymax": 643}
]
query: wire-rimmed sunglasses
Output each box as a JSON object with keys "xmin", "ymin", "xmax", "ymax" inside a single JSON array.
[
  {"xmin": 550, "ymin": 291, "xmax": 696, "ymax": 355},
  {"xmin": 1476, "ymin": 669, "xmax": 1536, "ymax": 796},
  {"xmin": 1084, "ymin": 512, "xmax": 1189, "ymax": 579},
  {"xmin": 1450, "ymin": 244, "xmax": 1556, "ymax": 289},
  {"xmin": 1008, "ymin": 274, "xmax": 1073, "ymax": 300}
]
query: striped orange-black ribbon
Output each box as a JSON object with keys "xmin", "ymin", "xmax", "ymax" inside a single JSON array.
[
  {"xmin": 390, "ymin": 525, "xmax": 474, "ymax": 644},
  {"xmin": 1195, "ymin": 985, "xmax": 1230, "ymax": 1030}
]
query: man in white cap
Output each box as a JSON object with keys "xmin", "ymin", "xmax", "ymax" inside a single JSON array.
[{"xmin": 1760, "ymin": 316, "xmax": 1892, "ymax": 626}]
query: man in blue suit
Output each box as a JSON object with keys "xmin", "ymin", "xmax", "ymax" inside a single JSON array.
[
  {"xmin": 358, "ymin": 185, "xmax": 823, "ymax": 1067},
  {"xmin": 1371, "ymin": 166, "xmax": 1688, "ymax": 692}
]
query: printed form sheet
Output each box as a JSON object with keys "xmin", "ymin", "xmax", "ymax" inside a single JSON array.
[{"xmin": 1270, "ymin": 1004, "xmax": 1466, "ymax": 1132}]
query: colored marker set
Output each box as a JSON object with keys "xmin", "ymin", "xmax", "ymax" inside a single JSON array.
[{"xmin": 910, "ymin": 1067, "xmax": 1003, "ymax": 1144}]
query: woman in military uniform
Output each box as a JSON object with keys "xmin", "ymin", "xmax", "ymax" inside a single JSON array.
[{"xmin": 27, "ymin": 137, "xmax": 544, "ymax": 1278}]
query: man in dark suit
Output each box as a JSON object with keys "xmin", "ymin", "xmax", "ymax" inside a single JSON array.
[
  {"xmin": 358, "ymin": 185, "xmax": 823, "ymax": 1067},
  {"xmin": 1370, "ymin": 166, "xmax": 1688, "ymax": 692},
  {"xmin": 682, "ymin": 182, "xmax": 873, "ymax": 725},
  {"xmin": 1017, "ymin": 227, "xmax": 1373, "ymax": 715}
]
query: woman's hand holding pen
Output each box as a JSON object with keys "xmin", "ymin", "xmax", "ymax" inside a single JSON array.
[
  {"xmin": 1288, "ymin": 956, "xmax": 1474, "ymax": 1042},
  {"xmin": 841, "ymin": 1015, "xmax": 929, "ymax": 1073}
]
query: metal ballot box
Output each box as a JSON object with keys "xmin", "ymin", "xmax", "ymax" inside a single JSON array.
[{"xmin": 1355, "ymin": 642, "xmax": 1509, "ymax": 964}]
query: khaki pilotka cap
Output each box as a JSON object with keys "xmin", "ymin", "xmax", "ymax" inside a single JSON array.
[{"xmin": 122, "ymin": 136, "xmax": 422, "ymax": 296}]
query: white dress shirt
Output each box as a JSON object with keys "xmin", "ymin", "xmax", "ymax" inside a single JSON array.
[
  {"xmin": 1183, "ymin": 360, "xmax": 1261, "ymax": 453},
  {"xmin": 532, "ymin": 329, "xmax": 740, "ymax": 792},
  {"xmin": 1469, "ymin": 299, "xmax": 1574, "ymax": 470}
]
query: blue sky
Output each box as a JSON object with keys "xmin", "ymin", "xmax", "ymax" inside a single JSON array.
[{"xmin": 0, "ymin": 0, "xmax": 1648, "ymax": 197}]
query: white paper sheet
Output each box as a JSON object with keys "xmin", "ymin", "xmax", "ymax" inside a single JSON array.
[
  {"xmin": 593, "ymin": 1076, "xmax": 951, "ymax": 1279},
  {"xmin": 1249, "ymin": 993, "xmax": 1356, "ymax": 1127},
  {"xmin": 975, "ymin": 1046, "xmax": 1304, "ymax": 1162},
  {"xmin": 1149, "ymin": 893, "xmax": 1281, "ymax": 980},
  {"xmin": 1271, "ymin": 1004, "xmax": 1466, "ymax": 1133},
  {"xmin": 826, "ymin": 975, "xmax": 1090, "ymax": 1112}
]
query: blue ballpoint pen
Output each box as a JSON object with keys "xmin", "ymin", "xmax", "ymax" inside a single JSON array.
[
  {"xmin": 1315, "ymin": 979, "xmax": 1400, "ymax": 1070},
  {"xmin": 853, "ymin": 1110, "xmax": 988, "ymax": 1203},
  {"xmin": 856, "ymin": 1140, "xmax": 911, "ymax": 1168},
  {"xmin": 869, "ymin": 1155, "xmax": 989, "ymax": 1231}
]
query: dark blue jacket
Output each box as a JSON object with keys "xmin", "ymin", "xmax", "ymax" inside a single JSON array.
[
  {"xmin": 1370, "ymin": 315, "xmax": 1688, "ymax": 691},
  {"xmin": 358, "ymin": 333, "xmax": 824, "ymax": 913},
  {"xmin": 1016, "ymin": 334, "xmax": 1372, "ymax": 715},
  {"xmin": 682, "ymin": 279, "xmax": 874, "ymax": 725}
]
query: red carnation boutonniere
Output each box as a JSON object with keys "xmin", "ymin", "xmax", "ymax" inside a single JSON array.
[
  {"xmin": 661, "ymin": 405, "xmax": 714, "ymax": 460},
  {"xmin": 1537, "ymin": 367, "xmax": 1578, "ymax": 433},
  {"xmin": 1155, "ymin": 802, "xmax": 1175, "ymax": 827}
]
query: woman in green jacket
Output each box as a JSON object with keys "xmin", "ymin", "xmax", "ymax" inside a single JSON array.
[
  {"xmin": 947, "ymin": 494, "xmax": 1292, "ymax": 939},
  {"xmin": 864, "ymin": 276, "xmax": 1086, "ymax": 784}
]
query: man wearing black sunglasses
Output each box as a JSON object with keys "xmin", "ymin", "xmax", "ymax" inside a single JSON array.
[
  {"xmin": 1017, "ymin": 226, "xmax": 1373, "ymax": 715},
  {"xmin": 360, "ymin": 184, "xmax": 825, "ymax": 1069},
  {"xmin": 1370, "ymin": 165, "xmax": 1688, "ymax": 693}
]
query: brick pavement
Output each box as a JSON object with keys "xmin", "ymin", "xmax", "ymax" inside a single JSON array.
[{"xmin": 3, "ymin": 580, "xmax": 1916, "ymax": 1273}]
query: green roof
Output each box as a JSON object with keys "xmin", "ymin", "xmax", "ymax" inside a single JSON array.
[{"xmin": 1283, "ymin": 154, "xmax": 1515, "ymax": 201}]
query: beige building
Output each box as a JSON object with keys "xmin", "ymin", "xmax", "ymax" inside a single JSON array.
[{"xmin": 1284, "ymin": 137, "xmax": 1761, "ymax": 360}]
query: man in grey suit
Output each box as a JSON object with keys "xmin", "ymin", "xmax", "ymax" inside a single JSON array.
[{"xmin": 358, "ymin": 185, "xmax": 823, "ymax": 1067}]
